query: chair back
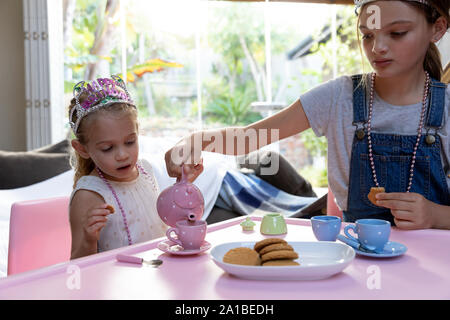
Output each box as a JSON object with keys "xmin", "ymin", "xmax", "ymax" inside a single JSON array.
[{"xmin": 7, "ymin": 196, "xmax": 71, "ymax": 275}]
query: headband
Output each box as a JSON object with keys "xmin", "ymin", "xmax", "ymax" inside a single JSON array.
[{"xmin": 69, "ymin": 75, "xmax": 136, "ymax": 134}]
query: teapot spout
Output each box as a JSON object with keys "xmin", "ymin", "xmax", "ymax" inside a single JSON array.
[{"xmin": 187, "ymin": 213, "xmax": 197, "ymax": 221}]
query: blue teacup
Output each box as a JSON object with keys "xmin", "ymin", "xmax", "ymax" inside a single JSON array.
[
  {"xmin": 311, "ymin": 216, "xmax": 342, "ymax": 241},
  {"xmin": 341, "ymin": 219, "xmax": 391, "ymax": 253}
]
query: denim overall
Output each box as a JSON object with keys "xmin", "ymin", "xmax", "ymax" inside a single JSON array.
[{"xmin": 343, "ymin": 74, "xmax": 449, "ymax": 224}]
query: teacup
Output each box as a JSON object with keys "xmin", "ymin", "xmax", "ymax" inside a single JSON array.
[
  {"xmin": 311, "ymin": 216, "xmax": 341, "ymax": 241},
  {"xmin": 260, "ymin": 213, "xmax": 287, "ymax": 235},
  {"xmin": 166, "ymin": 220, "xmax": 207, "ymax": 250},
  {"xmin": 341, "ymin": 219, "xmax": 391, "ymax": 253}
]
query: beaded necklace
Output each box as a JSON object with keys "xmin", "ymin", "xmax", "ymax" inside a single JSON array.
[
  {"xmin": 96, "ymin": 162, "xmax": 157, "ymax": 246},
  {"xmin": 367, "ymin": 71, "xmax": 430, "ymax": 194}
]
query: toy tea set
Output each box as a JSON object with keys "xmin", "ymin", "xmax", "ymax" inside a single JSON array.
[
  {"xmin": 151, "ymin": 166, "xmax": 405, "ymax": 280},
  {"xmin": 156, "ymin": 166, "xmax": 211, "ymax": 255},
  {"xmin": 311, "ymin": 216, "xmax": 407, "ymax": 257}
]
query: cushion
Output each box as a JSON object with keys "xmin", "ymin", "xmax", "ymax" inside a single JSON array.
[
  {"xmin": 33, "ymin": 139, "xmax": 71, "ymax": 154},
  {"xmin": 0, "ymin": 140, "xmax": 71, "ymax": 189}
]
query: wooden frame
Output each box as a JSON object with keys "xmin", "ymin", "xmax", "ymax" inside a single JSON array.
[{"xmin": 225, "ymin": 0, "xmax": 354, "ymax": 5}]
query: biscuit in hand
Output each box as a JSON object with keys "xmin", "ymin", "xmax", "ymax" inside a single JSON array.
[
  {"xmin": 105, "ymin": 204, "xmax": 115, "ymax": 213},
  {"xmin": 368, "ymin": 187, "xmax": 385, "ymax": 206}
]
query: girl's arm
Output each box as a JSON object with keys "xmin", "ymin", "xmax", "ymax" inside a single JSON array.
[
  {"xmin": 165, "ymin": 99, "xmax": 311, "ymax": 177},
  {"xmin": 69, "ymin": 190, "xmax": 112, "ymax": 259},
  {"xmin": 200, "ymin": 98, "xmax": 310, "ymax": 155}
]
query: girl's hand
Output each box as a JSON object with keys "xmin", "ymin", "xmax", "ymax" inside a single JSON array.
[
  {"xmin": 165, "ymin": 134, "xmax": 204, "ymax": 182},
  {"xmin": 375, "ymin": 192, "xmax": 435, "ymax": 230},
  {"xmin": 83, "ymin": 203, "xmax": 114, "ymax": 243}
]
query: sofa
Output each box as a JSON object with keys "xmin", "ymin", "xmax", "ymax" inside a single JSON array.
[{"xmin": 0, "ymin": 139, "xmax": 326, "ymax": 223}]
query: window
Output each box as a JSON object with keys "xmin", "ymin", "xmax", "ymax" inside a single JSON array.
[{"xmin": 63, "ymin": 0, "xmax": 361, "ymax": 187}]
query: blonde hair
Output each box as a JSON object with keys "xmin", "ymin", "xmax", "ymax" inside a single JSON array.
[
  {"xmin": 356, "ymin": 0, "xmax": 450, "ymax": 88},
  {"xmin": 68, "ymin": 93, "xmax": 138, "ymax": 188}
]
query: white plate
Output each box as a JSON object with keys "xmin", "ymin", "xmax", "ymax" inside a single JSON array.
[{"xmin": 210, "ymin": 241, "xmax": 355, "ymax": 281}]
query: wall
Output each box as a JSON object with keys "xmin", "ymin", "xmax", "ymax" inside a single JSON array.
[{"xmin": 0, "ymin": 0, "xmax": 25, "ymax": 151}]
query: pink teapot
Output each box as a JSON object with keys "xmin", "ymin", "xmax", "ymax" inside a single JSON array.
[{"xmin": 157, "ymin": 165, "xmax": 205, "ymax": 227}]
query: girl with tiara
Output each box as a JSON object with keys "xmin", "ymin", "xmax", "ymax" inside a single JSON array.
[
  {"xmin": 165, "ymin": 0, "xmax": 450, "ymax": 230},
  {"xmin": 68, "ymin": 76, "xmax": 173, "ymax": 258}
]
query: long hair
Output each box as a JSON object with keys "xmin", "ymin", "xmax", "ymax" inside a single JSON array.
[
  {"xmin": 409, "ymin": 0, "xmax": 450, "ymax": 80},
  {"xmin": 356, "ymin": 0, "xmax": 449, "ymax": 89},
  {"xmin": 68, "ymin": 94, "xmax": 138, "ymax": 189}
]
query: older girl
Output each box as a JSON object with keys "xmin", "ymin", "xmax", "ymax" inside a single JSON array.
[{"xmin": 166, "ymin": 0, "xmax": 450, "ymax": 230}]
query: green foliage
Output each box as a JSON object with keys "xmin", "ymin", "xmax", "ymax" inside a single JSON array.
[
  {"xmin": 299, "ymin": 165, "xmax": 328, "ymax": 188},
  {"xmin": 315, "ymin": 6, "xmax": 367, "ymax": 78},
  {"xmin": 203, "ymin": 86, "xmax": 262, "ymax": 126},
  {"xmin": 300, "ymin": 129, "xmax": 327, "ymax": 158},
  {"xmin": 297, "ymin": 7, "xmax": 366, "ymax": 164}
]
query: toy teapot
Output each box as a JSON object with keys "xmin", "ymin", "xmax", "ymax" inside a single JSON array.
[{"xmin": 157, "ymin": 165, "xmax": 205, "ymax": 227}]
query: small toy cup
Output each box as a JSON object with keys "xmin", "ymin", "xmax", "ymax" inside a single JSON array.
[
  {"xmin": 311, "ymin": 216, "xmax": 342, "ymax": 241},
  {"xmin": 166, "ymin": 220, "xmax": 207, "ymax": 250},
  {"xmin": 342, "ymin": 219, "xmax": 391, "ymax": 253},
  {"xmin": 260, "ymin": 213, "xmax": 287, "ymax": 235}
]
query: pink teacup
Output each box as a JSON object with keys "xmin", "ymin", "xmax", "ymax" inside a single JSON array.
[{"xmin": 166, "ymin": 220, "xmax": 207, "ymax": 250}]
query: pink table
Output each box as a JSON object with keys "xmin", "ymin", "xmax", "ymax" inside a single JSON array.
[{"xmin": 1, "ymin": 216, "xmax": 449, "ymax": 299}]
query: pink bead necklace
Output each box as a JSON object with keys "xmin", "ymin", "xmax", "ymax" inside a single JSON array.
[
  {"xmin": 367, "ymin": 71, "xmax": 430, "ymax": 193},
  {"xmin": 96, "ymin": 163, "xmax": 157, "ymax": 246}
]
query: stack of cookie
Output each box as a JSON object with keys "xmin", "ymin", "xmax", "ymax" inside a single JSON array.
[
  {"xmin": 222, "ymin": 238, "xmax": 300, "ymax": 267},
  {"xmin": 254, "ymin": 238, "xmax": 299, "ymax": 266}
]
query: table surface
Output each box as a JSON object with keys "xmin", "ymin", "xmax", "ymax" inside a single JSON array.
[{"xmin": 1, "ymin": 216, "xmax": 449, "ymax": 300}]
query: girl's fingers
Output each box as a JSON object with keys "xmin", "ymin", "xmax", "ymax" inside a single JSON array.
[
  {"xmin": 376, "ymin": 192, "xmax": 417, "ymax": 202},
  {"xmin": 376, "ymin": 198, "xmax": 415, "ymax": 211},
  {"xmin": 87, "ymin": 215, "xmax": 108, "ymax": 227},
  {"xmin": 390, "ymin": 209, "xmax": 412, "ymax": 221},
  {"xmin": 90, "ymin": 207, "xmax": 114, "ymax": 217},
  {"xmin": 86, "ymin": 222, "xmax": 107, "ymax": 235},
  {"xmin": 186, "ymin": 163, "xmax": 204, "ymax": 183},
  {"xmin": 393, "ymin": 218, "xmax": 417, "ymax": 230}
]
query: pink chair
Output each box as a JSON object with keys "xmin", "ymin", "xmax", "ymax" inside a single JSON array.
[
  {"xmin": 327, "ymin": 186, "xmax": 343, "ymax": 219},
  {"xmin": 7, "ymin": 196, "xmax": 71, "ymax": 275}
]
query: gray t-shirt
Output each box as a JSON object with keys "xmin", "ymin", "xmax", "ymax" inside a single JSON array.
[{"xmin": 300, "ymin": 75, "xmax": 450, "ymax": 211}]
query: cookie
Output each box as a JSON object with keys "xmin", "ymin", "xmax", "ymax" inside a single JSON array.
[
  {"xmin": 253, "ymin": 238, "xmax": 287, "ymax": 253},
  {"xmin": 368, "ymin": 187, "xmax": 385, "ymax": 205},
  {"xmin": 259, "ymin": 243, "xmax": 293, "ymax": 255},
  {"xmin": 260, "ymin": 250, "xmax": 299, "ymax": 262},
  {"xmin": 106, "ymin": 204, "xmax": 115, "ymax": 213},
  {"xmin": 223, "ymin": 247, "xmax": 261, "ymax": 266},
  {"xmin": 262, "ymin": 259, "xmax": 300, "ymax": 266}
]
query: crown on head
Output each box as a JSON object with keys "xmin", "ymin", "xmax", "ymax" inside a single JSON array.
[
  {"xmin": 354, "ymin": 0, "xmax": 431, "ymax": 11},
  {"xmin": 69, "ymin": 75, "xmax": 136, "ymax": 134}
]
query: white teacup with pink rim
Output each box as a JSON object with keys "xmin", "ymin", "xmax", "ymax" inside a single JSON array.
[{"xmin": 166, "ymin": 220, "xmax": 207, "ymax": 250}]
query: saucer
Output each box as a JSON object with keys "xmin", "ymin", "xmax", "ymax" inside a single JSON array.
[
  {"xmin": 157, "ymin": 239, "xmax": 211, "ymax": 255},
  {"xmin": 354, "ymin": 241, "xmax": 407, "ymax": 258}
]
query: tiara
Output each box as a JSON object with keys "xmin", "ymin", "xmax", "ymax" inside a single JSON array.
[
  {"xmin": 69, "ymin": 75, "xmax": 136, "ymax": 134},
  {"xmin": 354, "ymin": 0, "xmax": 431, "ymax": 10}
]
